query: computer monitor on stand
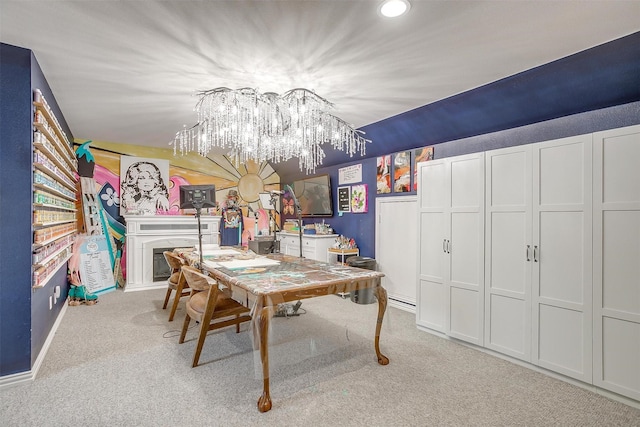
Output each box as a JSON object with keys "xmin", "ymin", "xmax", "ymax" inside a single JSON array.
[{"xmin": 180, "ymin": 185, "xmax": 216, "ymax": 268}]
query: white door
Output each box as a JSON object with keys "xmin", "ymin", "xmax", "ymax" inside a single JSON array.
[
  {"xmin": 376, "ymin": 195, "xmax": 417, "ymax": 312},
  {"xmin": 531, "ymin": 135, "xmax": 592, "ymax": 382},
  {"xmin": 593, "ymin": 124, "xmax": 640, "ymax": 401},
  {"xmin": 485, "ymin": 145, "xmax": 533, "ymax": 361},
  {"xmin": 417, "ymin": 159, "xmax": 447, "ymax": 332},
  {"xmin": 447, "ymin": 154, "xmax": 485, "ymax": 345}
]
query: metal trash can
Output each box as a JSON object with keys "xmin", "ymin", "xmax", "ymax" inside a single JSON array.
[{"xmin": 346, "ymin": 256, "xmax": 377, "ymax": 304}]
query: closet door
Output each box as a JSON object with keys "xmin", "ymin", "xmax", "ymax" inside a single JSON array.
[
  {"xmin": 417, "ymin": 152, "xmax": 484, "ymax": 345},
  {"xmin": 447, "ymin": 154, "xmax": 484, "ymax": 345},
  {"xmin": 376, "ymin": 195, "xmax": 417, "ymax": 312},
  {"xmin": 417, "ymin": 159, "xmax": 447, "ymax": 332},
  {"xmin": 485, "ymin": 145, "xmax": 533, "ymax": 361},
  {"xmin": 593, "ymin": 125, "xmax": 640, "ymax": 401},
  {"xmin": 531, "ymin": 136, "xmax": 592, "ymax": 382}
]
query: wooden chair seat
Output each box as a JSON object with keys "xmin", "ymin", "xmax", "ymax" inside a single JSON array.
[{"xmin": 178, "ymin": 265, "xmax": 251, "ymax": 367}]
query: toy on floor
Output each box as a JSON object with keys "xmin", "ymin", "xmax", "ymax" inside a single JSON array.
[{"xmin": 66, "ymin": 238, "xmax": 98, "ymax": 306}]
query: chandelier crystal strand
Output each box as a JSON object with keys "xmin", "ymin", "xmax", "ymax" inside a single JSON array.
[{"xmin": 171, "ymin": 87, "xmax": 370, "ymax": 172}]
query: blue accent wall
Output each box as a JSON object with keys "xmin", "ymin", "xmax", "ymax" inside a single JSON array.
[
  {"xmin": 29, "ymin": 51, "xmax": 74, "ymax": 367},
  {"xmin": 282, "ymin": 157, "xmax": 380, "ymax": 259},
  {"xmin": 0, "ymin": 43, "xmax": 74, "ymax": 376},
  {"xmin": 0, "ymin": 43, "xmax": 34, "ymax": 376}
]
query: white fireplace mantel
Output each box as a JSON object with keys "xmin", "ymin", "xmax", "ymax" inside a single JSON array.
[{"xmin": 124, "ymin": 215, "xmax": 220, "ymax": 292}]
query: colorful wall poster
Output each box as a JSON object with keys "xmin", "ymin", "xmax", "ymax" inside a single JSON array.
[
  {"xmin": 351, "ymin": 184, "xmax": 368, "ymax": 213},
  {"xmin": 376, "ymin": 155, "xmax": 391, "ymax": 194},
  {"xmin": 393, "ymin": 151, "xmax": 412, "ymax": 193}
]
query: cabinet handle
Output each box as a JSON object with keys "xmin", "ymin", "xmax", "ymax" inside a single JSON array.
[
  {"xmin": 447, "ymin": 239, "xmax": 451, "ymax": 254},
  {"xmin": 526, "ymin": 245, "xmax": 531, "ymax": 262},
  {"xmin": 443, "ymin": 239, "xmax": 447, "ymax": 253},
  {"xmin": 534, "ymin": 245, "xmax": 538, "ymax": 262}
]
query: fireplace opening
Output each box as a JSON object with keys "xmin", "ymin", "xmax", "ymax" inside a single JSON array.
[{"xmin": 153, "ymin": 247, "xmax": 176, "ymax": 282}]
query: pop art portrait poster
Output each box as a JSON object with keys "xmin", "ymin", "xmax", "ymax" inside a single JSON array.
[{"xmin": 120, "ymin": 156, "xmax": 170, "ymax": 215}]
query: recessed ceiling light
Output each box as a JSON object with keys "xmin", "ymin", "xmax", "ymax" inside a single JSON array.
[{"xmin": 379, "ymin": 0, "xmax": 411, "ymax": 18}]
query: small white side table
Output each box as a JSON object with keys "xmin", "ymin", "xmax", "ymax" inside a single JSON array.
[{"xmin": 326, "ymin": 248, "xmax": 360, "ymax": 265}]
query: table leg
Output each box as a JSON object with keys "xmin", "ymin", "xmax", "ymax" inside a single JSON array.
[
  {"xmin": 374, "ymin": 283, "xmax": 390, "ymax": 365},
  {"xmin": 257, "ymin": 305, "xmax": 273, "ymax": 412}
]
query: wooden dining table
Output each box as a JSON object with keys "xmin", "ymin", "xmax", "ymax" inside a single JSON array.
[{"xmin": 178, "ymin": 248, "xmax": 389, "ymax": 412}]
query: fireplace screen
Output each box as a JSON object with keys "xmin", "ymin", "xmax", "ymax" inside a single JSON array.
[{"xmin": 153, "ymin": 247, "xmax": 175, "ymax": 282}]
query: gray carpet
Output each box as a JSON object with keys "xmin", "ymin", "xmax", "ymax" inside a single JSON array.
[{"xmin": 1, "ymin": 288, "xmax": 639, "ymax": 426}]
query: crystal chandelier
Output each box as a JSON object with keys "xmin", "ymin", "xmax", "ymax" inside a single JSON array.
[{"xmin": 171, "ymin": 87, "xmax": 370, "ymax": 173}]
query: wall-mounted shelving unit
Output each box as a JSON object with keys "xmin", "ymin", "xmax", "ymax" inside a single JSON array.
[{"xmin": 31, "ymin": 89, "xmax": 78, "ymax": 289}]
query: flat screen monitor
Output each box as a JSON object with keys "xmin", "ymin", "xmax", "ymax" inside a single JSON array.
[
  {"xmin": 287, "ymin": 174, "xmax": 333, "ymax": 217},
  {"xmin": 179, "ymin": 185, "xmax": 216, "ymax": 210}
]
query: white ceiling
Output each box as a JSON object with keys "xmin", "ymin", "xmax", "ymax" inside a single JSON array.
[{"xmin": 1, "ymin": 1, "xmax": 639, "ymax": 163}]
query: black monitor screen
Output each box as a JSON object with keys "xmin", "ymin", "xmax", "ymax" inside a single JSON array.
[{"xmin": 179, "ymin": 185, "xmax": 216, "ymax": 210}]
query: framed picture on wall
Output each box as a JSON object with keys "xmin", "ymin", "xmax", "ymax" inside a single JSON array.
[
  {"xmin": 119, "ymin": 156, "xmax": 170, "ymax": 215},
  {"xmin": 351, "ymin": 184, "xmax": 368, "ymax": 213},
  {"xmin": 413, "ymin": 146, "xmax": 434, "ymax": 190},
  {"xmin": 376, "ymin": 155, "xmax": 392, "ymax": 194},
  {"xmin": 393, "ymin": 151, "xmax": 412, "ymax": 193}
]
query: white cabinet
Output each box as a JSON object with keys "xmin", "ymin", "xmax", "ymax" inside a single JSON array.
[
  {"xmin": 593, "ymin": 125, "xmax": 640, "ymax": 401},
  {"xmin": 485, "ymin": 135, "xmax": 593, "ymax": 382},
  {"xmin": 276, "ymin": 232, "xmax": 335, "ymax": 262},
  {"xmin": 375, "ymin": 195, "xmax": 417, "ymax": 312},
  {"xmin": 414, "ymin": 126, "xmax": 640, "ymax": 402},
  {"xmin": 417, "ymin": 153, "xmax": 485, "ymax": 346}
]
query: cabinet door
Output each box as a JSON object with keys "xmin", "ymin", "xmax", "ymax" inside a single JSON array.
[
  {"xmin": 302, "ymin": 238, "xmax": 316, "ymax": 260},
  {"xmin": 286, "ymin": 238, "xmax": 300, "ymax": 257},
  {"xmin": 593, "ymin": 125, "xmax": 640, "ymax": 401},
  {"xmin": 308, "ymin": 236, "xmax": 335, "ymax": 263},
  {"xmin": 531, "ymin": 135, "xmax": 592, "ymax": 382},
  {"xmin": 417, "ymin": 152, "xmax": 484, "ymax": 344},
  {"xmin": 376, "ymin": 195, "xmax": 417, "ymax": 311},
  {"xmin": 485, "ymin": 145, "xmax": 533, "ymax": 361},
  {"xmin": 447, "ymin": 154, "xmax": 484, "ymax": 345},
  {"xmin": 417, "ymin": 159, "xmax": 447, "ymax": 332}
]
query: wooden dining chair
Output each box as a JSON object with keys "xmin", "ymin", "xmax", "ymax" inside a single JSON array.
[
  {"xmin": 178, "ymin": 265, "xmax": 252, "ymax": 367},
  {"xmin": 162, "ymin": 251, "xmax": 190, "ymax": 321}
]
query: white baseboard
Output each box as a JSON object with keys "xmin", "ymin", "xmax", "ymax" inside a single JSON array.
[
  {"xmin": 124, "ymin": 281, "xmax": 167, "ymax": 293},
  {"xmin": 0, "ymin": 300, "xmax": 68, "ymax": 390},
  {"xmin": 388, "ymin": 298, "xmax": 415, "ymax": 314},
  {"xmin": 0, "ymin": 369, "xmax": 33, "ymax": 389}
]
